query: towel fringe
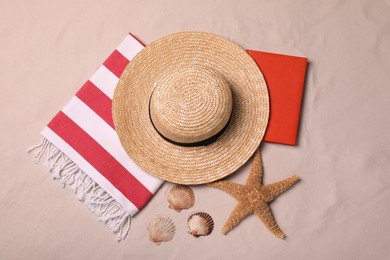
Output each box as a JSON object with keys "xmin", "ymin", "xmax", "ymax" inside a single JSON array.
[{"xmin": 28, "ymin": 138, "xmax": 131, "ymax": 241}]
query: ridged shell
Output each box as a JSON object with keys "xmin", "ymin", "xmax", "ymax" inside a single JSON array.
[
  {"xmin": 147, "ymin": 215, "xmax": 176, "ymax": 245},
  {"xmin": 187, "ymin": 212, "xmax": 214, "ymax": 237},
  {"xmin": 166, "ymin": 185, "xmax": 195, "ymax": 212}
]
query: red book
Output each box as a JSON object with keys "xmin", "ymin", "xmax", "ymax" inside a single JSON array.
[{"xmin": 247, "ymin": 50, "xmax": 308, "ymax": 146}]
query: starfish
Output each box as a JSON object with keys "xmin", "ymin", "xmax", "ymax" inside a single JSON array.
[{"xmin": 208, "ymin": 149, "xmax": 299, "ymax": 238}]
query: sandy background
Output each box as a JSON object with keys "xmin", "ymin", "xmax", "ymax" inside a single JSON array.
[{"xmin": 1, "ymin": 0, "xmax": 390, "ymax": 259}]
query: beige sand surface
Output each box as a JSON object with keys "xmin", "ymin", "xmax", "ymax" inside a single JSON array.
[{"xmin": 1, "ymin": 0, "xmax": 390, "ymax": 259}]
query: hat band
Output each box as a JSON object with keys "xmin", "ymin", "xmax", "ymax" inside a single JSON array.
[{"xmin": 149, "ymin": 108, "xmax": 233, "ymax": 147}]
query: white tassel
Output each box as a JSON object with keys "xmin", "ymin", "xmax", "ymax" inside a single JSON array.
[{"xmin": 28, "ymin": 138, "xmax": 131, "ymax": 241}]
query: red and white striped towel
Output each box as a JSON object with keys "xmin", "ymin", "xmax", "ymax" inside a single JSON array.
[{"xmin": 30, "ymin": 34, "xmax": 163, "ymax": 241}]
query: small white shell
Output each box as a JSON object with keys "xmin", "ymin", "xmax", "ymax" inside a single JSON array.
[
  {"xmin": 166, "ymin": 185, "xmax": 195, "ymax": 212},
  {"xmin": 187, "ymin": 212, "xmax": 214, "ymax": 237},
  {"xmin": 147, "ymin": 215, "xmax": 176, "ymax": 245}
]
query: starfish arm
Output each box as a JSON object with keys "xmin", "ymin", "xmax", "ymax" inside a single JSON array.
[
  {"xmin": 246, "ymin": 149, "xmax": 263, "ymax": 189},
  {"xmin": 263, "ymin": 175, "xmax": 299, "ymax": 202},
  {"xmin": 221, "ymin": 203, "xmax": 253, "ymax": 234},
  {"xmin": 208, "ymin": 181, "xmax": 245, "ymax": 200},
  {"xmin": 254, "ymin": 205, "xmax": 285, "ymax": 239}
]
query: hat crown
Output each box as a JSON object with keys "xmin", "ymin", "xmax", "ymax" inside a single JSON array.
[{"xmin": 150, "ymin": 66, "xmax": 233, "ymax": 144}]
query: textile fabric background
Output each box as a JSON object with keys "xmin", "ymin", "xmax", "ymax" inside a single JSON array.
[{"xmin": 1, "ymin": 0, "xmax": 390, "ymax": 259}]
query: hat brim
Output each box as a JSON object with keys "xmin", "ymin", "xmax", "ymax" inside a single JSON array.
[{"xmin": 113, "ymin": 32, "xmax": 269, "ymax": 185}]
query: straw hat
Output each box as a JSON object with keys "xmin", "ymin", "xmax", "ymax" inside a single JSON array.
[{"xmin": 113, "ymin": 32, "xmax": 269, "ymax": 185}]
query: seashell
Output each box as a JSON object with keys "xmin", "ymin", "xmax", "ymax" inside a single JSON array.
[
  {"xmin": 147, "ymin": 215, "xmax": 176, "ymax": 245},
  {"xmin": 166, "ymin": 185, "xmax": 195, "ymax": 212},
  {"xmin": 187, "ymin": 212, "xmax": 214, "ymax": 237}
]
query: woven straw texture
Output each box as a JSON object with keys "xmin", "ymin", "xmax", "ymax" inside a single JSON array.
[
  {"xmin": 149, "ymin": 65, "xmax": 233, "ymax": 144},
  {"xmin": 113, "ymin": 32, "xmax": 269, "ymax": 184}
]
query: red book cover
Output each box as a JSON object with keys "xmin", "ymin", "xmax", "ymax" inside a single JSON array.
[{"xmin": 247, "ymin": 50, "xmax": 308, "ymax": 145}]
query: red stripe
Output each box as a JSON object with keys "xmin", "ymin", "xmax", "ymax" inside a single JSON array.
[
  {"xmin": 103, "ymin": 50, "xmax": 130, "ymax": 78},
  {"xmin": 75, "ymin": 81, "xmax": 115, "ymax": 129},
  {"xmin": 47, "ymin": 111, "xmax": 152, "ymax": 210}
]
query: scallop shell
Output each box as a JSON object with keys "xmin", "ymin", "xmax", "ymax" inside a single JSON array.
[
  {"xmin": 166, "ymin": 185, "xmax": 195, "ymax": 212},
  {"xmin": 187, "ymin": 212, "xmax": 214, "ymax": 237},
  {"xmin": 147, "ymin": 215, "xmax": 176, "ymax": 245}
]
